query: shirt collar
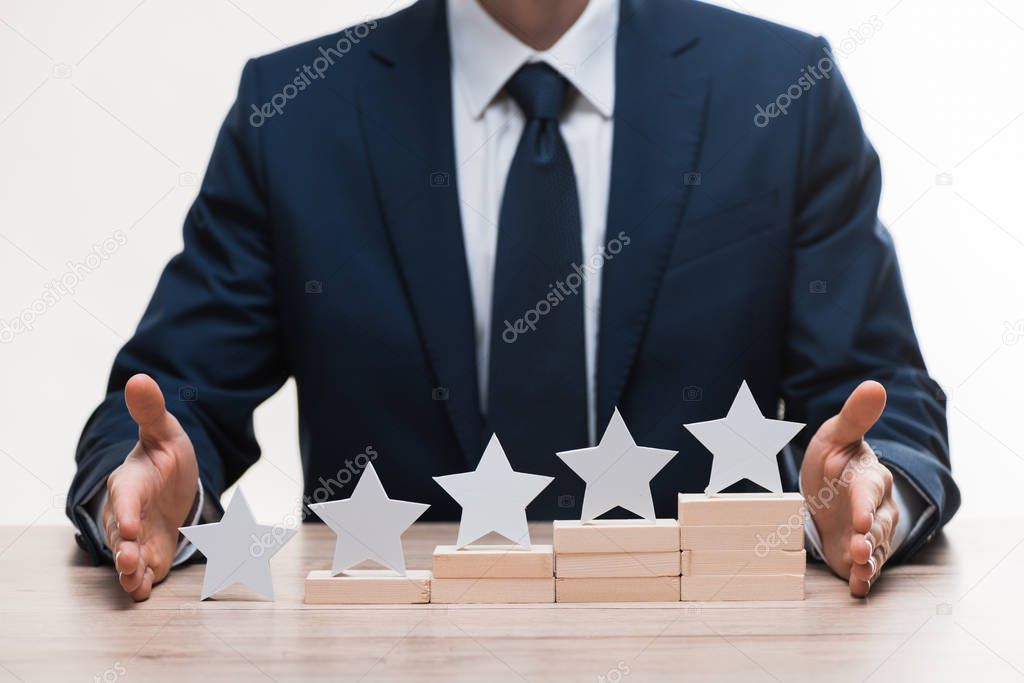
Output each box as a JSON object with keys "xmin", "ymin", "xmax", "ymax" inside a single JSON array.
[{"xmin": 448, "ymin": 0, "xmax": 618, "ymax": 119}]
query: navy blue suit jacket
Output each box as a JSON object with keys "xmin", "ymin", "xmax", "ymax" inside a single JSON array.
[{"xmin": 69, "ymin": 0, "xmax": 959, "ymax": 563}]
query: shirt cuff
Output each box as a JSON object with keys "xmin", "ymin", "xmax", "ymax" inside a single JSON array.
[
  {"xmin": 88, "ymin": 477, "xmax": 205, "ymax": 567},
  {"xmin": 886, "ymin": 461, "xmax": 934, "ymax": 553},
  {"xmin": 800, "ymin": 457, "xmax": 936, "ymax": 561}
]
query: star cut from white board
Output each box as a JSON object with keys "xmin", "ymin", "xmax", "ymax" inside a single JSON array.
[
  {"xmin": 683, "ymin": 381, "xmax": 805, "ymax": 495},
  {"xmin": 180, "ymin": 488, "xmax": 295, "ymax": 600},
  {"xmin": 556, "ymin": 408, "xmax": 677, "ymax": 521},
  {"xmin": 309, "ymin": 462, "xmax": 429, "ymax": 576},
  {"xmin": 434, "ymin": 434, "xmax": 553, "ymax": 548}
]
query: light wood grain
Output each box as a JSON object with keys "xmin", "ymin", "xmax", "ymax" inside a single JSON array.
[
  {"xmin": 304, "ymin": 569, "xmax": 431, "ymax": 604},
  {"xmin": 430, "ymin": 577, "xmax": 554, "ymax": 603},
  {"xmin": 556, "ymin": 551, "xmax": 679, "ymax": 578},
  {"xmin": 680, "ymin": 522, "xmax": 804, "ymax": 551},
  {"xmin": 556, "ymin": 576, "xmax": 681, "ymax": 603},
  {"xmin": 680, "ymin": 573, "xmax": 805, "ymax": 601},
  {"xmin": 552, "ymin": 519, "xmax": 679, "ymax": 553},
  {"xmin": 0, "ymin": 519, "xmax": 1019, "ymax": 682},
  {"xmin": 681, "ymin": 549, "xmax": 807, "ymax": 576},
  {"xmin": 677, "ymin": 492, "xmax": 806, "ymax": 526},
  {"xmin": 432, "ymin": 544, "xmax": 553, "ymax": 578}
]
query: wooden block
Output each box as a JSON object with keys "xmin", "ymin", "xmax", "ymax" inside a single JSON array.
[
  {"xmin": 430, "ymin": 577, "xmax": 554, "ymax": 604},
  {"xmin": 552, "ymin": 519, "xmax": 680, "ymax": 554},
  {"xmin": 304, "ymin": 570, "xmax": 431, "ymax": 604},
  {"xmin": 677, "ymin": 493, "xmax": 805, "ymax": 526},
  {"xmin": 432, "ymin": 544, "xmax": 553, "ymax": 578},
  {"xmin": 680, "ymin": 523, "xmax": 803, "ymax": 551},
  {"xmin": 556, "ymin": 552, "xmax": 680, "ymax": 578},
  {"xmin": 681, "ymin": 549, "xmax": 806, "ymax": 576},
  {"xmin": 556, "ymin": 576, "xmax": 681, "ymax": 603},
  {"xmin": 680, "ymin": 574, "xmax": 804, "ymax": 601}
]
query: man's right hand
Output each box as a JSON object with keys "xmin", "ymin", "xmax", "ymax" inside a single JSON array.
[{"xmin": 104, "ymin": 374, "xmax": 199, "ymax": 601}]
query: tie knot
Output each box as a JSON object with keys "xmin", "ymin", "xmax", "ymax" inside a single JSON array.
[{"xmin": 505, "ymin": 63, "xmax": 570, "ymax": 121}]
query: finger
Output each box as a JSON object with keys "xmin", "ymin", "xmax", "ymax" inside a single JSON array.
[
  {"xmin": 850, "ymin": 531, "xmax": 874, "ymax": 565},
  {"xmin": 851, "ymin": 473, "xmax": 886, "ymax": 534},
  {"xmin": 119, "ymin": 552, "xmax": 147, "ymax": 593},
  {"xmin": 822, "ymin": 380, "xmax": 887, "ymax": 447},
  {"xmin": 850, "ymin": 560, "xmax": 874, "ymax": 584},
  {"xmin": 852, "ymin": 537, "xmax": 892, "ymax": 592},
  {"xmin": 849, "ymin": 574, "xmax": 871, "ymax": 598},
  {"xmin": 124, "ymin": 374, "xmax": 177, "ymax": 444},
  {"xmin": 108, "ymin": 476, "xmax": 142, "ymax": 541},
  {"xmin": 129, "ymin": 567, "xmax": 155, "ymax": 602},
  {"xmin": 114, "ymin": 540, "xmax": 140, "ymax": 575},
  {"xmin": 850, "ymin": 502, "xmax": 894, "ymax": 567},
  {"xmin": 871, "ymin": 542, "xmax": 889, "ymax": 574},
  {"xmin": 103, "ymin": 499, "xmax": 120, "ymax": 548},
  {"xmin": 870, "ymin": 505, "xmax": 897, "ymax": 568}
]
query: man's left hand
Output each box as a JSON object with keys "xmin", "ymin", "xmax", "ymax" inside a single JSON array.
[{"xmin": 800, "ymin": 380, "xmax": 899, "ymax": 597}]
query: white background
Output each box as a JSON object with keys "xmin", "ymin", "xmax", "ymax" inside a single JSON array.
[{"xmin": 1, "ymin": 0, "xmax": 1022, "ymax": 527}]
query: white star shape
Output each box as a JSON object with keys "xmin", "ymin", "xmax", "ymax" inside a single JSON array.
[
  {"xmin": 308, "ymin": 462, "xmax": 429, "ymax": 576},
  {"xmin": 683, "ymin": 381, "xmax": 805, "ymax": 494},
  {"xmin": 556, "ymin": 408, "xmax": 677, "ymax": 521},
  {"xmin": 180, "ymin": 488, "xmax": 295, "ymax": 600},
  {"xmin": 434, "ymin": 434, "xmax": 553, "ymax": 548}
]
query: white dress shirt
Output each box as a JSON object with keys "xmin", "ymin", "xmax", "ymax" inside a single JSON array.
[
  {"xmin": 448, "ymin": 0, "xmax": 617, "ymax": 445},
  {"xmin": 87, "ymin": 0, "xmax": 929, "ymax": 566}
]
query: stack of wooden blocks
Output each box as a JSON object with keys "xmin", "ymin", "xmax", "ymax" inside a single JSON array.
[
  {"xmin": 429, "ymin": 544, "xmax": 555, "ymax": 603},
  {"xmin": 677, "ymin": 492, "xmax": 806, "ymax": 601},
  {"xmin": 553, "ymin": 519, "xmax": 681, "ymax": 602},
  {"xmin": 304, "ymin": 493, "xmax": 811, "ymax": 605}
]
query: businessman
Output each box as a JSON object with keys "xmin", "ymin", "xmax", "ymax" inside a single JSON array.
[{"xmin": 68, "ymin": 0, "xmax": 959, "ymax": 601}]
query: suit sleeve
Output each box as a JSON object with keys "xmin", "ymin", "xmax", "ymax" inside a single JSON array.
[
  {"xmin": 780, "ymin": 38, "xmax": 960, "ymax": 562},
  {"xmin": 66, "ymin": 59, "xmax": 288, "ymax": 564}
]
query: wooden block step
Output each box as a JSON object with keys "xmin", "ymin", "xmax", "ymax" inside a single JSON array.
[
  {"xmin": 432, "ymin": 544, "xmax": 553, "ymax": 578},
  {"xmin": 556, "ymin": 552, "xmax": 680, "ymax": 578},
  {"xmin": 680, "ymin": 549, "xmax": 806, "ymax": 576},
  {"xmin": 680, "ymin": 523, "xmax": 803, "ymax": 552},
  {"xmin": 553, "ymin": 519, "xmax": 680, "ymax": 554},
  {"xmin": 430, "ymin": 577, "xmax": 554, "ymax": 604},
  {"xmin": 304, "ymin": 570, "xmax": 431, "ymax": 604},
  {"xmin": 556, "ymin": 576, "xmax": 681, "ymax": 603},
  {"xmin": 680, "ymin": 574, "xmax": 804, "ymax": 601},
  {"xmin": 677, "ymin": 493, "xmax": 805, "ymax": 526}
]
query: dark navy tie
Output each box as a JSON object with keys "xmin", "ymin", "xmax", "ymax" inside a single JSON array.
[{"xmin": 487, "ymin": 63, "xmax": 589, "ymax": 493}]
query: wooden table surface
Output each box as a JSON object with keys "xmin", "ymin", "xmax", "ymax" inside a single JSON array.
[{"xmin": 0, "ymin": 517, "xmax": 1022, "ymax": 682}]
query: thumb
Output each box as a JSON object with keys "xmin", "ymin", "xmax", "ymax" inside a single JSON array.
[
  {"xmin": 125, "ymin": 374, "xmax": 181, "ymax": 445},
  {"xmin": 821, "ymin": 380, "xmax": 887, "ymax": 447}
]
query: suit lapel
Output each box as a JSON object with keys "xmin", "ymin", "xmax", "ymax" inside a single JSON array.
[
  {"xmin": 596, "ymin": 0, "xmax": 710, "ymax": 430},
  {"xmin": 359, "ymin": 0, "xmax": 482, "ymax": 463}
]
